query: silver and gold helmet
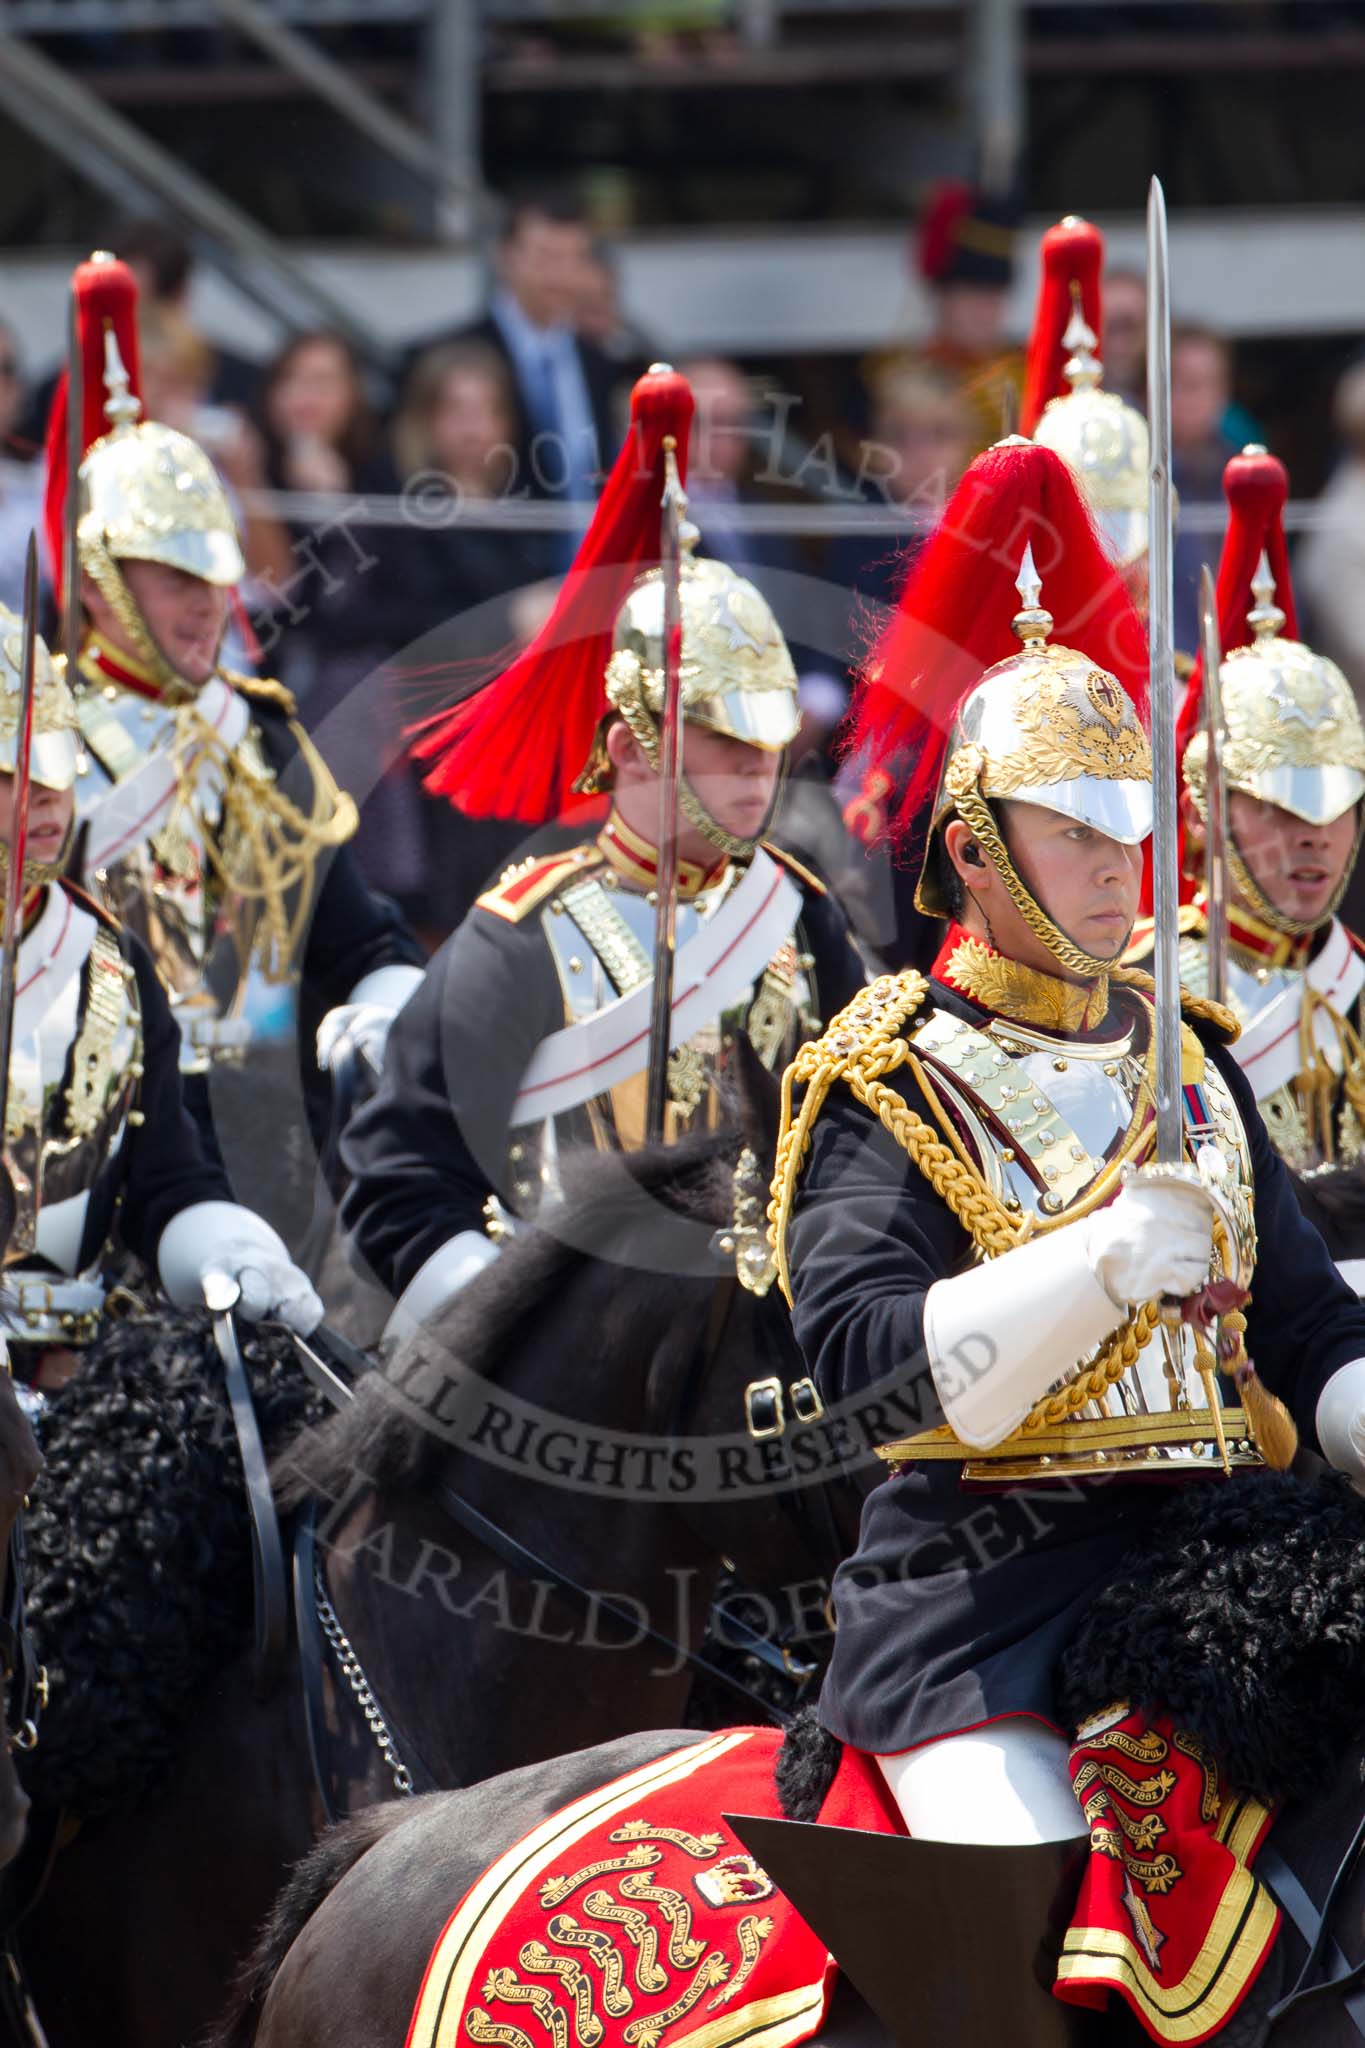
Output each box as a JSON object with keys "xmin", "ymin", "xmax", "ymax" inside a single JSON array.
[
  {"xmin": 1185, "ymin": 551, "xmax": 1365, "ymax": 829},
  {"xmin": 1033, "ymin": 300, "xmax": 1149, "ymax": 570},
  {"xmin": 0, "ymin": 608, "xmax": 80, "ymax": 793},
  {"xmin": 917, "ymin": 541, "xmax": 1152, "ymax": 925},
  {"xmin": 606, "ymin": 551, "xmax": 799, "ymax": 754},
  {"xmin": 1184, "ymin": 551, "xmax": 1365, "ymax": 934},
  {"xmin": 77, "ymin": 322, "xmax": 244, "ymax": 694},
  {"xmin": 576, "ymin": 508, "xmax": 800, "ymax": 855}
]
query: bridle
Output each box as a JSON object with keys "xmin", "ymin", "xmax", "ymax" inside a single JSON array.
[
  {"xmin": 0, "ymin": 1508, "xmax": 42, "ymax": 1761},
  {"xmin": 285, "ymin": 1277, "xmax": 841, "ymax": 1825}
]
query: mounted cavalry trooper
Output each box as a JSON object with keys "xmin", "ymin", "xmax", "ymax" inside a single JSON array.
[
  {"xmin": 1021, "ymin": 213, "xmax": 1150, "ymax": 611},
  {"xmin": 769, "ymin": 431, "xmax": 1365, "ymax": 2040},
  {"xmin": 843, "ymin": 213, "xmax": 1153, "ymax": 959},
  {"xmin": 341, "ymin": 364, "xmax": 864, "ymax": 1332},
  {"xmin": 1127, "ymin": 447, "xmax": 1365, "ymax": 1212},
  {"xmin": 0, "ymin": 590, "xmax": 321, "ymax": 1395},
  {"xmin": 43, "ymin": 252, "xmax": 423, "ymax": 1144}
]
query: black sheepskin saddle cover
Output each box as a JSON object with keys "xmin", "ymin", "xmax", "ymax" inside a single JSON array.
[
  {"xmin": 1058, "ymin": 1469, "xmax": 1365, "ymax": 1809},
  {"xmin": 22, "ymin": 1310, "xmax": 323, "ymax": 1821}
]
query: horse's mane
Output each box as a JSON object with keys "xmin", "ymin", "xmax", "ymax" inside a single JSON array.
[
  {"xmin": 274, "ymin": 1128, "xmax": 740, "ymax": 1516},
  {"xmin": 23, "ymin": 1311, "xmax": 323, "ymax": 1821}
]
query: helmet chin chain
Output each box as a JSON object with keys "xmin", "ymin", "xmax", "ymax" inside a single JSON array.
[
  {"xmin": 1227, "ymin": 818, "xmax": 1362, "ymax": 943},
  {"xmin": 953, "ymin": 784, "xmax": 1125, "ymax": 983},
  {"xmin": 0, "ymin": 816, "xmax": 76, "ymax": 895},
  {"xmin": 611, "ymin": 690, "xmax": 786, "ymax": 862},
  {"xmin": 84, "ymin": 545, "xmax": 226, "ymax": 704}
]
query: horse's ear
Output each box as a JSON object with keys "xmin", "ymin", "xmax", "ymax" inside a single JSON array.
[{"xmin": 731, "ymin": 1032, "xmax": 785, "ymax": 1177}]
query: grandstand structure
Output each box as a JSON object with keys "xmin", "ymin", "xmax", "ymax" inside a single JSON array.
[{"xmin": 1, "ymin": 1, "xmax": 1363, "ymax": 470}]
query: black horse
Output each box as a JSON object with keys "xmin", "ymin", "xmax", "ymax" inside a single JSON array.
[
  {"xmin": 14, "ymin": 1127, "xmax": 864, "ymax": 2048},
  {"xmin": 211, "ymin": 1709, "xmax": 1365, "ymax": 2048}
]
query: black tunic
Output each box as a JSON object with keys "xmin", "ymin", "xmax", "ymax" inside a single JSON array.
[
  {"xmin": 340, "ymin": 863, "xmax": 865, "ymax": 1299},
  {"xmin": 181, "ymin": 695, "xmax": 425, "ymax": 1158},
  {"xmin": 784, "ymin": 977, "xmax": 1365, "ymax": 1756}
]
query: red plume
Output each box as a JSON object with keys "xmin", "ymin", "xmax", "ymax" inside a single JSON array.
[
  {"xmin": 42, "ymin": 254, "xmax": 143, "ymax": 615},
  {"xmin": 916, "ymin": 180, "xmax": 974, "ymax": 285},
  {"xmin": 1019, "ymin": 216, "xmax": 1104, "ymax": 437},
  {"xmin": 846, "ymin": 440, "xmax": 1149, "ymax": 857},
  {"xmin": 1174, "ymin": 446, "xmax": 1298, "ymax": 773},
  {"xmin": 411, "ymin": 366, "xmax": 694, "ymax": 823}
]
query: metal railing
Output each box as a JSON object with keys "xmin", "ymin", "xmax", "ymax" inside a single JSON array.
[{"xmin": 235, "ymin": 485, "xmax": 1334, "ymax": 537}]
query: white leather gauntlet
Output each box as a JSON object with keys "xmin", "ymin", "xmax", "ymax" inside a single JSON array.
[
  {"xmin": 317, "ymin": 964, "xmax": 425, "ymax": 1075},
  {"xmin": 158, "ymin": 1201, "xmax": 323, "ymax": 1336},
  {"xmin": 381, "ymin": 1230, "xmax": 500, "ymax": 1348},
  {"xmin": 924, "ymin": 1176, "xmax": 1216, "ymax": 1450},
  {"xmin": 1316, "ymin": 1357, "xmax": 1365, "ymax": 1483}
]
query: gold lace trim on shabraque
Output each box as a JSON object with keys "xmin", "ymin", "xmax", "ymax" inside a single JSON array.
[
  {"xmin": 769, "ymin": 973, "xmax": 1189, "ymax": 1441},
  {"xmin": 942, "ymin": 935, "xmax": 1110, "ymax": 1034}
]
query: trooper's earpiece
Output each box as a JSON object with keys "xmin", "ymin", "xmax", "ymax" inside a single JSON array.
[{"xmin": 962, "ymin": 842, "xmax": 983, "ymax": 867}]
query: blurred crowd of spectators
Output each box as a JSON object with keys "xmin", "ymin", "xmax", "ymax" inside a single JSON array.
[{"xmin": 4, "ymin": 190, "xmax": 1365, "ymax": 944}]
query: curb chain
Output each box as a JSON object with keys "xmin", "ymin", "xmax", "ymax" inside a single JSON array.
[{"xmin": 313, "ymin": 1561, "xmax": 415, "ymax": 1798}]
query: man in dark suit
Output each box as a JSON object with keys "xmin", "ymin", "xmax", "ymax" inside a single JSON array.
[{"xmin": 408, "ymin": 193, "xmax": 622, "ymax": 541}]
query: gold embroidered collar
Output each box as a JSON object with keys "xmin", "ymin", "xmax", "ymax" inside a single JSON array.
[
  {"xmin": 597, "ymin": 808, "xmax": 731, "ymax": 900},
  {"xmin": 1197, "ymin": 892, "xmax": 1315, "ymax": 973},
  {"xmin": 939, "ymin": 930, "xmax": 1111, "ymax": 1033}
]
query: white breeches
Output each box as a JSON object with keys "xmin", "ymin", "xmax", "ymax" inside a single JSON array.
[{"xmin": 877, "ymin": 1719, "xmax": 1088, "ymax": 1845}]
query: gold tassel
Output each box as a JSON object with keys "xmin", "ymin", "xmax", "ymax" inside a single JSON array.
[
  {"xmin": 1218, "ymin": 1307, "xmax": 1297, "ymax": 1470},
  {"xmin": 1191, "ymin": 1327, "xmax": 1231, "ymax": 1476},
  {"xmin": 1234, "ymin": 1363, "xmax": 1298, "ymax": 1471}
]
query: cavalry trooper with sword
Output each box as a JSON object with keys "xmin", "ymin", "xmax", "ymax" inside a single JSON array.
[
  {"xmin": 844, "ymin": 213, "xmax": 1155, "ymax": 873},
  {"xmin": 1020, "ymin": 213, "xmax": 1151, "ymax": 613},
  {"xmin": 769, "ymin": 186, "xmax": 1365, "ymax": 2041},
  {"xmin": 0, "ymin": 539, "xmax": 321, "ymax": 1399},
  {"xmin": 340, "ymin": 364, "xmax": 865, "ymax": 1334},
  {"xmin": 43, "ymin": 252, "xmax": 424, "ymax": 1148},
  {"xmin": 1126, "ymin": 445, "xmax": 1365, "ymax": 1209}
]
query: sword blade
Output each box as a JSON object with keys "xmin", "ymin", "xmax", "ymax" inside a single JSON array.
[
  {"xmin": 0, "ymin": 533, "xmax": 41, "ymax": 1147},
  {"xmin": 1199, "ymin": 562, "xmax": 1229, "ymax": 1008},
  {"xmin": 645, "ymin": 438, "xmax": 686, "ymax": 1143},
  {"xmin": 1147, "ymin": 176, "xmax": 1183, "ymax": 1165},
  {"xmin": 62, "ymin": 287, "xmax": 83, "ymax": 664}
]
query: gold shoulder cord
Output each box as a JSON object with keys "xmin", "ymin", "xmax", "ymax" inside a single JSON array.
[
  {"xmin": 768, "ymin": 971, "xmax": 1185, "ymax": 1438},
  {"xmin": 174, "ymin": 705, "xmax": 359, "ymax": 983}
]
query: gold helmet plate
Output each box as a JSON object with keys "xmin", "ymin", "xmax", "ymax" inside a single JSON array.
[{"xmin": 917, "ymin": 542, "xmax": 1153, "ymax": 921}]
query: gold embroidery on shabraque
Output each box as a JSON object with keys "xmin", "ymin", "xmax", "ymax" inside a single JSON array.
[
  {"xmin": 581, "ymin": 1893, "xmax": 669, "ymax": 1995},
  {"xmin": 621, "ymin": 1954, "xmax": 730, "ymax": 2048},
  {"xmin": 479, "ymin": 1969, "xmax": 569, "ymax": 2048},
  {"xmin": 618, "ymin": 1874, "xmax": 706, "ymax": 1968},
  {"xmin": 544, "ymin": 1919, "xmax": 632, "ymax": 2019},
  {"xmin": 465, "ymin": 2016, "xmax": 534, "ymax": 2048},
  {"xmin": 539, "ymin": 1847, "xmax": 659, "ymax": 1908},
  {"xmin": 1126, "ymin": 1852, "xmax": 1182, "ymax": 1898},
  {"xmin": 1173, "ymin": 1730, "xmax": 1222, "ymax": 1824},
  {"xmin": 516, "ymin": 1945, "xmax": 603, "ymax": 2048},
  {"xmin": 1097, "ymin": 1763, "xmax": 1178, "ymax": 1809},
  {"xmin": 1086, "ymin": 1727, "xmax": 1171, "ymax": 1767},
  {"xmin": 707, "ymin": 1914, "xmax": 775, "ymax": 2010},
  {"xmin": 1105, "ymin": 1804, "xmax": 1169, "ymax": 1857},
  {"xmin": 609, "ymin": 1822, "xmax": 726, "ymax": 1860}
]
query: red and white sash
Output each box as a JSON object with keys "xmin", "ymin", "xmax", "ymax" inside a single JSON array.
[{"xmin": 511, "ymin": 849, "xmax": 802, "ymax": 1125}]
